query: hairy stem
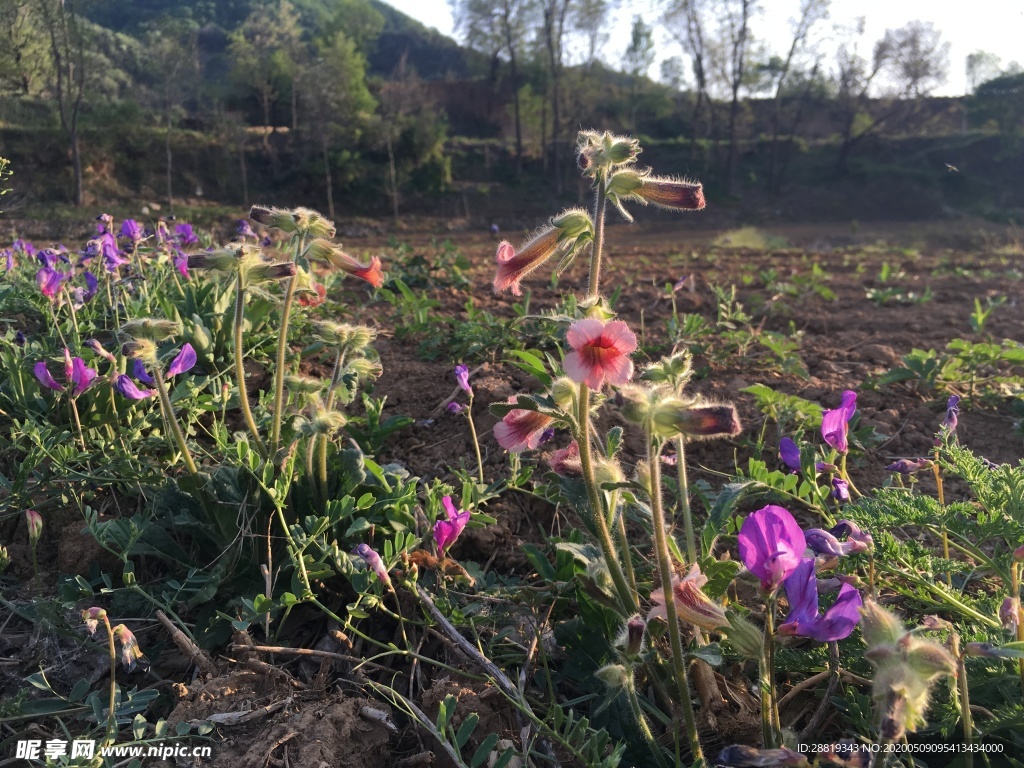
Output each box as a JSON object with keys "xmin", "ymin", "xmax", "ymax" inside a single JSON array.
[
  {"xmin": 648, "ymin": 436, "xmax": 704, "ymax": 765},
  {"xmin": 270, "ymin": 234, "xmax": 305, "ymax": 454},
  {"xmin": 153, "ymin": 366, "xmax": 198, "ymax": 476},
  {"xmin": 675, "ymin": 435, "xmax": 696, "ymax": 563},
  {"xmin": 586, "ymin": 174, "xmax": 608, "ymax": 300},
  {"xmin": 234, "ymin": 274, "xmax": 268, "ymax": 457}
]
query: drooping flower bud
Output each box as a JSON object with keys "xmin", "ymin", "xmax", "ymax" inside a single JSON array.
[
  {"xmin": 84, "ymin": 339, "xmax": 117, "ymax": 364},
  {"xmin": 120, "ymin": 339, "xmax": 158, "ymax": 365},
  {"xmin": 616, "ymin": 614, "xmax": 646, "ymax": 657},
  {"xmin": 292, "ymin": 207, "xmax": 336, "ymax": 239},
  {"xmin": 634, "ymin": 176, "xmax": 705, "ymax": 212},
  {"xmin": 594, "ymin": 663, "xmax": 630, "ymax": 690},
  {"xmin": 25, "ymin": 510, "xmax": 43, "ymax": 544},
  {"xmin": 82, "ymin": 606, "xmax": 106, "ymax": 635},
  {"xmin": 1001, "ymin": 597, "xmax": 1020, "ymax": 633},
  {"xmin": 548, "ymin": 440, "xmax": 582, "ymax": 476},
  {"xmin": 649, "ymin": 564, "xmax": 729, "ymax": 632},
  {"xmin": 119, "ymin": 318, "xmax": 181, "ymax": 343},
  {"xmin": 249, "ymin": 205, "xmax": 297, "ymax": 232},
  {"xmin": 248, "ymin": 261, "xmax": 298, "ymax": 284},
  {"xmin": 111, "ymin": 624, "xmax": 150, "ymax": 672},
  {"xmin": 651, "ymin": 400, "xmax": 741, "ymax": 441},
  {"xmin": 353, "ymin": 543, "xmax": 391, "ymax": 587},
  {"xmin": 725, "ymin": 612, "xmax": 765, "ymax": 660},
  {"xmin": 187, "ymin": 249, "xmax": 241, "ymax": 273}
]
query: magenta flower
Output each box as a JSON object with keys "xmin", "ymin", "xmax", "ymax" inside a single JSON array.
[
  {"xmin": 563, "ymin": 318, "xmax": 637, "ymax": 390},
  {"xmin": 82, "ymin": 271, "xmax": 98, "ymax": 302},
  {"xmin": 493, "ymin": 397, "xmax": 555, "ymax": 452},
  {"xmin": 830, "ymin": 519, "xmax": 873, "ymax": 551},
  {"xmin": 111, "ymin": 624, "xmax": 149, "ymax": 672},
  {"xmin": 779, "ymin": 437, "xmax": 801, "ymax": 472},
  {"xmin": 36, "ymin": 266, "xmax": 69, "ymax": 300},
  {"xmin": 25, "ymin": 509, "xmax": 43, "ymax": 543},
  {"xmin": 34, "ymin": 351, "xmax": 97, "ymax": 397},
  {"xmin": 119, "ymin": 219, "xmax": 143, "ymax": 243},
  {"xmin": 434, "ymin": 496, "xmax": 470, "ymax": 553},
  {"xmin": 778, "ymin": 558, "xmax": 862, "ymax": 642},
  {"xmin": 885, "ymin": 458, "xmax": 933, "ymax": 475},
  {"xmin": 354, "ymin": 543, "xmax": 391, "ymax": 586},
  {"xmin": 737, "ymin": 505, "xmax": 807, "ymax": 592},
  {"xmin": 804, "ymin": 523, "xmax": 868, "ymax": 557},
  {"xmin": 454, "ymin": 364, "xmax": 472, "ymax": 395},
  {"xmin": 1001, "ymin": 597, "xmax": 1020, "ymax": 633},
  {"xmin": 821, "ymin": 390, "xmax": 857, "ymax": 454},
  {"xmin": 446, "ymin": 401, "xmax": 465, "ymax": 415},
  {"xmin": 115, "ymin": 374, "xmax": 156, "ymax": 400},
  {"xmin": 166, "ymin": 343, "xmax": 197, "ymax": 376},
  {"xmin": 132, "ymin": 359, "xmax": 156, "ymax": 385},
  {"xmin": 175, "ymin": 223, "xmax": 198, "ymax": 245},
  {"xmin": 172, "ymin": 249, "xmax": 190, "ymax": 278}
]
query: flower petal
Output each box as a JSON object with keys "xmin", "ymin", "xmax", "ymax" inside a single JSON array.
[
  {"xmin": 166, "ymin": 343, "xmax": 197, "ymax": 377},
  {"xmin": 34, "ymin": 362, "xmax": 64, "ymax": 392}
]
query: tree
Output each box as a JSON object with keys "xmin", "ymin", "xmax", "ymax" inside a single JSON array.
[
  {"xmin": 965, "ymin": 50, "xmax": 1001, "ymax": 94},
  {"xmin": 662, "ymin": 0, "xmax": 712, "ymax": 161},
  {"xmin": 571, "ymin": 0, "xmax": 612, "ymax": 68},
  {"xmin": 719, "ymin": 0, "xmax": 757, "ymax": 194},
  {"xmin": 969, "ymin": 72, "xmax": 1024, "ymax": 143},
  {"xmin": 879, "ymin": 20, "xmax": 949, "ymax": 98},
  {"xmin": 452, "ymin": 0, "xmax": 533, "ymax": 175},
  {"xmin": 0, "ymin": 0, "xmax": 50, "ymax": 95},
  {"xmin": 301, "ymin": 31, "xmax": 375, "ymax": 220},
  {"xmin": 540, "ymin": 0, "xmax": 572, "ymax": 191},
  {"xmin": 35, "ymin": 0, "xmax": 88, "ymax": 206},
  {"xmin": 624, "ymin": 16, "xmax": 655, "ymax": 130}
]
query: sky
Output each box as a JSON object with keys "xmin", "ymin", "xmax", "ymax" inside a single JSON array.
[{"xmin": 381, "ymin": 0, "xmax": 1024, "ymax": 96}]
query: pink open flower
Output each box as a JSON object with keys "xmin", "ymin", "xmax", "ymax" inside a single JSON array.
[
  {"xmin": 434, "ymin": 496, "xmax": 470, "ymax": 553},
  {"xmin": 563, "ymin": 319, "xmax": 637, "ymax": 390},
  {"xmin": 493, "ymin": 397, "xmax": 555, "ymax": 453}
]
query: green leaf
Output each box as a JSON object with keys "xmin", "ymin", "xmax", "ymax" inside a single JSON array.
[
  {"xmin": 455, "ymin": 712, "xmax": 480, "ymax": 749},
  {"xmin": 471, "ymin": 733, "xmax": 501, "ymax": 768}
]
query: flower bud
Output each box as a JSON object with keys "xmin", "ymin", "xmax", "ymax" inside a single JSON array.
[
  {"xmin": 636, "ymin": 176, "xmax": 705, "ymax": 212},
  {"xmin": 1014, "ymin": 545, "xmax": 1024, "ymax": 562},
  {"xmin": 286, "ymin": 375, "xmax": 325, "ymax": 396},
  {"xmin": 652, "ymin": 400, "xmax": 741, "ymax": 441},
  {"xmin": 84, "ymin": 339, "xmax": 117, "ymax": 364},
  {"xmin": 860, "ymin": 599, "xmax": 907, "ymax": 648},
  {"xmin": 549, "ymin": 377, "xmax": 577, "ymax": 410},
  {"xmin": 187, "ymin": 249, "xmax": 241, "ymax": 273},
  {"xmin": 310, "ymin": 409, "xmax": 347, "ymax": 435},
  {"xmin": 119, "ymin": 318, "xmax": 181, "ymax": 342},
  {"xmin": 25, "ymin": 509, "xmax": 43, "ymax": 544},
  {"xmin": 120, "ymin": 338, "xmax": 158, "ymax": 364},
  {"xmin": 617, "ymin": 615, "xmax": 646, "ymax": 657},
  {"xmin": 607, "ymin": 170, "xmax": 644, "ymax": 198},
  {"xmin": 726, "ymin": 612, "xmax": 765, "ymax": 660},
  {"xmin": 82, "ymin": 606, "xmax": 106, "ymax": 635},
  {"xmin": 594, "ymin": 663, "xmax": 630, "ymax": 690},
  {"xmin": 904, "ymin": 636, "xmax": 958, "ymax": 680},
  {"xmin": 1000, "ymin": 597, "xmax": 1020, "ymax": 633},
  {"xmin": 346, "ymin": 358, "xmax": 383, "ymax": 380},
  {"xmin": 249, "ymin": 205, "xmax": 297, "ymax": 232},
  {"xmin": 641, "ymin": 351, "xmax": 693, "ymax": 387},
  {"xmin": 549, "ymin": 440, "xmax": 582, "ymax": 476},
  {"xmin": 292, "ymin": 207, "xmax": 336, "ymax": 239},
  {"xmin": 604, "ymin": 134, "xmax": 641, "ymax": 165},
  {"xmin": 0, "ymin": 545, "xmax": 10, "ymax": 574},
  {"xmin": 550, "ymin": 208, "xmax": 593, "ymax": 240},
  {"xmin": 249, "ymin": 261, "xmax": 298, "ymax": 284},
  {"xmin": 303, "ymin": 238, "xmax": 336, "ymax": 262}
]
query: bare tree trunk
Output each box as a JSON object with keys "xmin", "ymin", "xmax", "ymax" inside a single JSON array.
[
  {"xmin": 166, "ymin": 110, "xmax": 174, "ymax": 213},
  {"xmin": 508, "ymin": 47, "xmax": 523, "ymax": 176},
  {"xmin": 239, "ymin": 131, "xmax": 249, "ymax": 206},
  {"xmin": 726, "ymin": 0, "xmax": 751, "ymax": 195},
  {"xmin": 69, "ymin": 123, "xmax": 83, "ymax": 207},
  {"xmin": 322, "ymin": 141, "xmax": 335, "ymax": 221},
  {"xmin": 386, "ymin": 132, "xmax": 399, "ymax": 221}
]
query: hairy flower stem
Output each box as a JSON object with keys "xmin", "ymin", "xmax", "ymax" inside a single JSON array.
[
  {"xmin": 615, "ymin": 511, "xmax": 638, "ymax": 595},
  {"xmin": 100, "ymin": 614, "xmax": 118, "ymax": 744},
  {"xmin": 648, "ymin": 436, "xmax": 704, "ymax": 765},
  {"xmin": 586, "ymin": 174, "xmax": 608, "ymax": 301},
  {"xmin": 625, "ymin": 679, "xmax": 669, "ymax": 768},
  {"xmin": 466, "ymin": 395, "xmax": 485, "ymax": 484},
  {"xmin": 759, "ymin": 595, "xmax": 782, "ymax": 748},
  {"xmin": 318, "ymin": 348, "xmax": 344, "ymax": 505},
  {"xmin": 1013, "ymin": 563, "xmax": 1024, "ymax": 696},
  {"xmin": 674, "ymin": 436, "xmax": 697, "ymax": 563},
  {"xmin": 234, "ymin": 276, "xmax": 268, "ymax": 457},
  {"xmin": 153, "ymin": 366, "xmax": 199, "ymax": 476},
  {"xmin": 306, "ymin": 436, "xmax": 320, "ymax": 509},
  {"xmin": 578, "ymin": 385, "xmax": 638, "ymax": 615},
  {"xmin": 270, "ymin": 234, "xmax": 306, "ymax": 455}
]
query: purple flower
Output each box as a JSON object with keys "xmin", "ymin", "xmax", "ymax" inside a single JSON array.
[
  {"xmin": 737, "ymin": 505, "xmax": 807, "ymax": 592},
  {"xmin": 1001, "ymin": 597, "xmax": 1020, "ymax": 633},
  {"xmin": 434, "ymin": 495, "xmax": 471, "ymax": 553},
  {"xmin": 940, "ymin": 395, "xmax": 960, "ymax": 438},
  {"xmin": 34, "ymin": 351, "xmax": 96, "ymax": 397},
  {"xmin": 132, "ymin": 359, "xmax": 156, "ymax": 386},
  {"xmin": 166, "ymin": 343, "xmax": 196, "ymax": 377},
  {"xmin": 13, "ymin": 239, "xmax": 36, "ymax": 257},
  {"xmin": 175, "ymin": 223, "xmax": 198, "ymax": 246},
  {"xmin": 37, "ymin": 247, "xmax": 68, "ymax": 269},
  {"xmin": 805, "ymin": 522, "xmax": 867, "ymax": 556},
  {"xmin": 821, "ymin": 390, "xmax": 857, "ymax": 454},
  {"xmin": 119, "ymin": 219, "xmax": 143, "ymax": 243},
  {"xmin": 778, "ymin": 558, "xmax": 862, "ymax": 642},
  {"xmin": 885, "ymin": 458, "xmax": 933, "ymax": 475},
  {"xmin": 155, "ymin": 220, "xmax": 171, "ymax": 244},
  {"xmin": 96, "ymin": 213, "xmax": 114, "ymax": 234},
  {"xmin": 87, "ymin": 232, "xmax": 128, "ymax": 271},
  {"xmin": 829, "ymin": 520, "xmax": 873, "ymax": 551},
  {"xmin": 115, "ymin": 374, "xmax": 155, "ymax": 400},
  {"xmin": 446, "ymin": 401, "xmax": 465, "ymax": 415},
  {"xmin": 237, "ymin": 219, "xmax": 257, "ymax": 239},
  {"xmin": 353, "ymin": 543, "xmax": 391, "ymax": 586},
  {"xmin": 14, "ymin": 331, "xmax": 26, "ymax": 346},
  {"xmin": 779, "ymin": 437, "xmax": 801, "ymax": 472},
  {"xmin": 173, "ymin": 249, "xmax": 189, "ymax": 279},
  {"xmin": 82, "ymin": 271, "xmax": 98, "ymax": 302},
  {"xmin": 831, "ymin": 477, "xmax": 850, "ymax": 503},
  {"xmin": 454, "ymin": 364, "xmax": 472, "ymax": 395},
  {"xmin": 537, "ymin": 426, "xmax": 556, "ymax": 445},
  {"xmin": 36, "ymin": 266, "xmax": 69, "ymax": 300}
]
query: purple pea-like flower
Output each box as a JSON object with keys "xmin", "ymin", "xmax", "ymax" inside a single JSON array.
[
  {"xmin": 95, "ymin": 233, "xmax": 128, "ymax": 271},
  {"xmin": 13, "ymin": 239, "xmax": 36, "ymax": 257},
  {"xmin": 3, "ymin": 249, "xmax": 12, "ymax": 271},
  {"xmin": 829, "ymin": 519, "xmax": 873, "ymax": 551},
  {"xmin": 166, "ymin": 343, "xmax": 196, "ymax": 377},
  {"xmin": 119, "ymin": 219, "xmax": 144, "ymax": 243},
  {"xmin": 175, "ymin": 223, "xmax": 198, "ymax": 246},
  {"xmin": 821, "ymin": 390, "xmax": 857, "ymax": 454},
  {"xmin": 938, "ymin": 395, "xmax": 960, "ymax": 443},
  {"xmin": 446, "ymin": 401, "xmax": 465, "ymax": 415},
  {"xmin": 353, "ymin": 543, "xmax": 391, "ymax": 586},
  {"xmin": 82, "ymin": 271, "xmax": 98, "ymax": 302},
  {"xmin": 34, "ymin": 351, "xmax": 97, "ymax": 397},
  {"xmin": 737, "ymin": 505, "xmax": 807, "ymax": 592},
  {"xmin": 1001, "ymin": 597, "xmax": 1020, "ymax": 633},
  {"xmin": 237, "ymin": 220, "xmax": 257, "ymax": 240},
  {"xmin": 537, "ymin": 426, "xmax": 556, "ymax": 445},
  {"xmin": 779, "ymin": 437, "xmax": 801, "ymax": 472},
  {"xmin": 454, "ymin": 364, "xmax": 472, "ymax": 394},
  {"xmin": 885, "ymin": 458, "xmax": 933, "ymax": 475},
  {"xmin": 132, "ymin": 359, "xmax": 156, "ymax": 386},
  {"xmin": 115, "ymin": 374, "xmax": 155, "ymax": 400},
  {"xmin": 778, "ymin": 557, "xmax": 862, "ymax": 642},
  {"xmin": 434, "ymin": 495, "xmax": 470, "ymax": 553},
  {"xmin": 14, "ymin": 331, "xmax": 26, "ymax": 346},
  {"xmin": 805, "ymin": 522, "xmax": 867, "ymax": 556},
  {"xmin": 831, "ymin": 477, "xmax": 850, "ymax": 503},
  {"xmin": 173, "ymin": 249, "xmax": 190, "ymax": 279},
  {"xmin": 34, "ymin": 361, "xmax": 63, "ymax": 392},
  {"xmin": 36, "ymin": 266, "xmax": 69, "ymax": 300}
]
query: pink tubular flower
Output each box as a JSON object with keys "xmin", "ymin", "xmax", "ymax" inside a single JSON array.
[
  {"xmin": 326, "ymin": 249, "xmax": 385, "ymax": 288},
  {"xmin": 493, "ymin": 228, "xmax": 562, "ymax": 296},
  {"xmin": 563, "ymin": 318, "xmax": 637, "ymax": 390},
  {"xmin": 648, "ymin": 564, "xmax": 728, "ymax": 631},
  {"xmin": 434, "ymin": 496, "xmax": 470, "ymax": 553},
  {"xmin": 549, "ymin": 440, "xmax": 582, "ymax": 476},
  {"xmin": 635, "ymin": 177, "xmax": 705, "ymax": 211},
  {"xmin": 821, "ymin": 390, "xmax": 857, "ymax": 454},
  {"xmin": 493, "ymin": 397, "xmax": 555, "ymax": 453}
]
